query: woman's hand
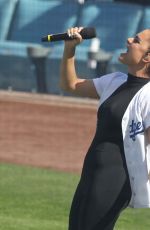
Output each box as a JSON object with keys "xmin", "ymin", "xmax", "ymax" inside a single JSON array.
[{"xmin": 65, "ymin": 27, "xmax": 84, "ymax": 48}]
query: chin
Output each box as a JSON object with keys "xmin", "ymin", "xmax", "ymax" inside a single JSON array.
[{"xmin": 118, "ymin": 52, "xmax": 128, "ymax": 65}]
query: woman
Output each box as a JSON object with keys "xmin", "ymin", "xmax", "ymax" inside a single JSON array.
[{"xmin": 60, "ymin": 27, "xmax": 150, "ymax": 230}]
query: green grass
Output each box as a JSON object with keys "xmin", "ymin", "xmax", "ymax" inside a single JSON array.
[{"xmin": 0, "ymin": 163, "xmax": 149, "ymax": 230}]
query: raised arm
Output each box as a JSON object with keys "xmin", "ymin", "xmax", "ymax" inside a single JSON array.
[{"xmin": 60, "ymin": 27, "xmax": 99, "ymax": 99}]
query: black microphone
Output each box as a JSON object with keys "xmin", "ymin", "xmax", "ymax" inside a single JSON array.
[{"xmin": 41, "ymin": 27, "xmax": 96, "ymax": 42}]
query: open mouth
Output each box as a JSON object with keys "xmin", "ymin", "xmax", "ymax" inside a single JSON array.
[{"xmin": 122, "ymin": 47, "xmax": 129, "ymax": 55}]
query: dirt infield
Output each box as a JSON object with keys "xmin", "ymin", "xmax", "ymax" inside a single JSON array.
[{"xmin": 0, "ymin": 91, "xmax": 98, "ymax": 173}]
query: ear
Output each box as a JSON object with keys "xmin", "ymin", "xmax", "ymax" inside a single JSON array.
[{"xmin": 142, "ymin": 52, "xmax": 150, "ymax": 63}]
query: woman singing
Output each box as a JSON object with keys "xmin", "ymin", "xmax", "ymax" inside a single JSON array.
[{"xmin": 60, "ymin": 27, "xmax": 150, "ymax": 230}]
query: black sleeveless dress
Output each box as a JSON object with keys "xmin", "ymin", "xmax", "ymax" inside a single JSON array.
[{"xmin": 68, "ymin": 74, "xmax": 150, "ymax": 230}]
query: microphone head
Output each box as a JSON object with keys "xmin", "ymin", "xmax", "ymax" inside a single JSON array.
[{"xmin": 80, "ymin": 27, "xmax": 97, "ymax": 39}]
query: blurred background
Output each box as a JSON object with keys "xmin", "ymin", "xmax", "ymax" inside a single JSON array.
[
  {"xmin": 0, "ymin": 0, "xmax": 150, "ymax": 96},
  {"xmin": 0, "ymin": 1, "xmax": 150, "ymax": 230}
]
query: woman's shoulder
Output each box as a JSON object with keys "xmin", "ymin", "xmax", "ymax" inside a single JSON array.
[{"xmin": 95, "ymin": 71, "xmax": 127, "ymax": 83}]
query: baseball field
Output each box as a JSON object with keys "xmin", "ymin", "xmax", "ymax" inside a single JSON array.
[{"xmin": 0, "ymin": 90, "xmax": 149, "ymax": 230}]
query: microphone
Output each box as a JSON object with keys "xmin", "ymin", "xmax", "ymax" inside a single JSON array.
[{"xmin": 41, "ymin": 27, "xmax": 96, "ymax": 42}]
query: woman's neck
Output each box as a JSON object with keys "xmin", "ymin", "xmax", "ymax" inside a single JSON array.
[{"xmin": 128, "ymin": 66, "xmax": 150, "ymax": 79}]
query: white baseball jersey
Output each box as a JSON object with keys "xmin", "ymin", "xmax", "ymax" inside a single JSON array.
[{"xmin": 93, "ymin": 72, "xmax": 150, "ymax": 208}]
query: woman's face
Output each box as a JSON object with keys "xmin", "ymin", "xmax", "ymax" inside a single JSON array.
[{"xmin": 119, "ymin": 29, "xmax": 150, "ymax": 67}]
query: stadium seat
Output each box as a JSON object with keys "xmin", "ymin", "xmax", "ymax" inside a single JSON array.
[
  {"xmin": 7, "ymin": 0, "xmax": 80, "ymax": 44},
  {"xmin": 75, "ymin": 1, "xmax": 143, "ymax": 77},
  {"xmin": 77, "ymin": 1, "xmax": 143, "ymax": 52},
  {"xmin": 137, "ymin": 7, "xmax": 150, "ymax": 31},
  {"xmin": 0, "ymin": 41, "xmax": 41, "ymax": 92},
  {"xmin": 0, "ymin": 0, "xmax": 18, "ymax": 40},
  {"xmin": 0, "ymin": 0, "xmax": 80, "ymax": 94},
  {"xmin": 114, "ymin": 0, "xmax": 150, "ymax": 6},
  {"xmin": 84, "ymin": 0, "xmax": 113, "ymax": 2},
  {"xmin": 0, "ymin": 0, "xmax": 145, "ymax": 95}
]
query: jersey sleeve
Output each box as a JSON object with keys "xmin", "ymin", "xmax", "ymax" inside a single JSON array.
[
  {"xmin": 92, "ymin": 72, "xmax": 126, "ymax": 98},
  {"xmin": 92, "ymin": 73, "xmax": 115, "ymax": 97}
]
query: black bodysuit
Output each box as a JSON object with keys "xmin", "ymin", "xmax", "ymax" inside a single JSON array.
[{"xmin": 68, "ymin": 74, "xmax": 149, "ymax": 230}]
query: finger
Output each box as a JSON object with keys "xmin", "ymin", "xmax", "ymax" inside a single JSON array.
[
  {"xmin": 70, "ymin": 27, "xmax": 77, "ymax": 37},
  {"xmin": 67, "ymin": 29, "xmax": 71, "ymax": 37},
  {"xmin": 78, "ymin": 27, "xmax": 84, "ymax": 33},
  {"xmin": 71, "ymin": 32, "xmax": 80, "ymax": 39},
  {"xmin": 67, "ymin": 27, "xmax": 83, "ymax": 37},
  {"xmin": 67, "ymin": 27, "xmax": 83, "ymax": 41}
]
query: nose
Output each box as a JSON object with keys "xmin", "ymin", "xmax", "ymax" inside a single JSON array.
[{"xmin": 127, "ymin": 37, "xmax": 133, "ymax": 44}]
